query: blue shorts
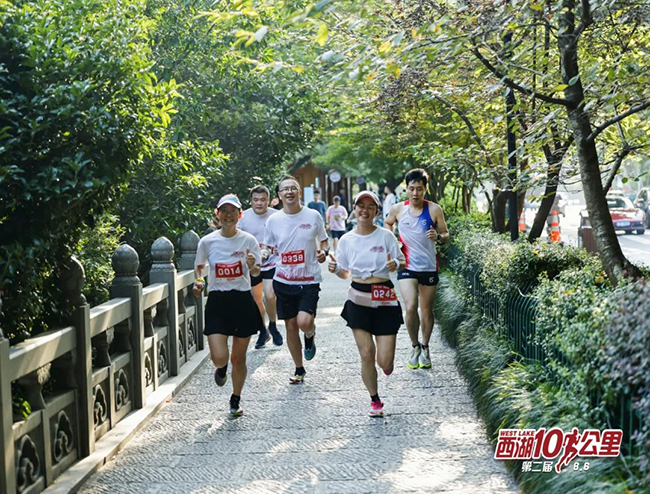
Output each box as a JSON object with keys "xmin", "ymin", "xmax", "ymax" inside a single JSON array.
[{"xmin": 397, "ymin": 270, "xmax": 439, "ymax": 286}]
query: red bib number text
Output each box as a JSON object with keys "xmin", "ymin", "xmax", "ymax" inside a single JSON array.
[
  {"xmin": 215, "ymin": 261, "xmax": 243, "ymax": 279},
  {"xmin": 281, "ymin": 250, "xmax": 305, "ymax": 265},
  {"xmin": 371, "ymin": 285, "xmax": 398, "ymax": 302}
]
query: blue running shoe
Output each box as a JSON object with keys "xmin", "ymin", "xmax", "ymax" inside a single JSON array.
[{"xmin": 303, "ymin": 332, "xmax": 316, "ymax": 360}]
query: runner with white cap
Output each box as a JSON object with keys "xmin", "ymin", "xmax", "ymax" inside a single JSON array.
[
  {"xmin": 238, "ymin": 185, "xmax": 282, "ymax": 348},
  {"xmin": 384, "ymin": 169, "xmax": 450, "ymax": 370},
  {"xmin": 194, "ymin": 194, "xmax": 262, "ymax": 416},
  {"xmin": 328, "ymin": 191, "xmax": 405, "ymax": 417},
  {"xmin": 263, "ymin": 175, "xmax": 329, "ymax": 384}
]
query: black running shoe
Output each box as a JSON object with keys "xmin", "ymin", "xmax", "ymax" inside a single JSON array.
[
  {"xmin": 255, "ymin": 327, "xmax": 271, "ymax": 349},
  {"xmin": 214, "ymin": 367, "xmax": 227, "ymax": 387},
  {"xmin": 269, "ymin": 324, "xmax": 283, "ymax": 346}
]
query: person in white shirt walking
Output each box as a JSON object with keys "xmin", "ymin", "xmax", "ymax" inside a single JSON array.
[
  {"xmin": 383, "ymin": 185, "xmax": 396, "ymax": 220},
  {"xmin": 326, "ymin": 195, "xmax": 348, "ymax": 252},
  {"xmin": 384, "ymin": 169, "xmax": 450, "ymax": 370},
  {"xmin": 328, "ymin": 191, "xmax": 405, "ymax": 417},
  {"xmin": 238, "ymin": 185, "xmax": 283, "ymax": 348},
  {"xmin": 263, "ymin": 176, "xmax": 329, "ymax": 384},
  {"xmin": 193, "ymin": 194, "xmax": 262, "ymax": 416}
]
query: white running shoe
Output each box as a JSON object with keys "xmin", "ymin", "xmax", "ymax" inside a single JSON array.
[
  {"xmin": 407, "ymin": 345, "xmax": 421, "ymax": 369},
  {"xmin": 419, "ymin": 346, "xmax": 431, "ymax": 369}
]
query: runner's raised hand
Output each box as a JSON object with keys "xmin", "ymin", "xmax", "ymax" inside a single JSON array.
[
  {"xmin": 328, "ymin": 253, "xmax": 338, "ymax": 273},
  {"xmin": 316, "ymin": 249, "xmax": 327, "ymax": 264},
  {"xmin": 386, "ymin": 252, "xmax": 398, "ymax": 272},
  {"xmin": 246, "ymin": 248, "xmax": 255, "ymax": 269}
]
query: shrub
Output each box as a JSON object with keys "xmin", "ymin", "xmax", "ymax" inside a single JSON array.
[
  {"xmin": 0, "ymin": 0, "xmax": 173, "ymax": 340},
  {"xmin": 75, "ymin": 215, "xmax": 125, "ymax": 307},
  {"xmin": 602, "ymin": 279, "xmax": 650, "ymax": 483}
]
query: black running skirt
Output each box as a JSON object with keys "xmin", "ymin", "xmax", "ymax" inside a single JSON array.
[
  {"xmin": 341, "ymin": 281, "xmax": 403, "ymax": 336},
  {"xmin": 204, "ymin": 290, "xmax": 263, "ymax": 337}
]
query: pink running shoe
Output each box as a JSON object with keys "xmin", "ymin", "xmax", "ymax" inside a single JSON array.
[
  {"xmin": 382, "ymin": 366, "xmax": 394, "ymax": 376},
  {"xmin": 369, "ymin": 400, "xmax": 384, "ymax": 417}
]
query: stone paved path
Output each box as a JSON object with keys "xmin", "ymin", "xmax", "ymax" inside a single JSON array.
[{"xmin": 80, "ymin": 270, "xmax": 518, "ymax": 493}]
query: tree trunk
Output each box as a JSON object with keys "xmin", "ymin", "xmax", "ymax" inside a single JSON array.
[
  {"xmin": 491, "ymin": 189, "xmax": 509, "ymax": 233},
  {"xmin": 558, "ymin": 1, "xmax": 640, "ymax": 283},
  {"xmin": 529, "ymin": 150, "xmax": 562, "ymax": 240}
]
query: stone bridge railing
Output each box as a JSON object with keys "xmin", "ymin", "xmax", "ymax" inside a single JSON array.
[{"xmin": 0, "ymin": 231, "xmax": 207, "ymax": 494}]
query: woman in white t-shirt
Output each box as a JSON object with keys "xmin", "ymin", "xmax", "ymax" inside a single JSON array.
[
  {"xmin": 328, "ymin": 191, "xmax": 405, "ymax": 417},
  {"xmin": 193, "ymin": 194, "xmax": 262, "ymax": 417},
  {"xmin": 326, "ymin": 195, "xmax": 348, "ymax": 252}
]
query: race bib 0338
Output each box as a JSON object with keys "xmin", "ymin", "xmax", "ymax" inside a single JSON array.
[{"xmin": 281, "ymin": 250, "xmax": 305, "ymax": 265}]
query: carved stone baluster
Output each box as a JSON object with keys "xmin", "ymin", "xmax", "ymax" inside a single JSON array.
[
  {"xmin": 16, "ymin": 364, "xmax": 51, "ymax": 412},
  {"xmin": 179, "ymin": 230, "xmax": 200, "ymax": 271},
  {"xmin": 0, "ymin": 293, "xmax": 4, "ymax": 340},
  {"xmin": 180, "ymin": 230, "xmax": 206, "ymax": 351},
  {"xmin": 109, "ymin": 244, "xmax": 145, "ymax": 410},
  {"xmin": 149, "ymin": 237, "xmax": 181, "ymax": 375},
  {"xmin": 60, "ymin": 256, "xmax": 94, "ymax": 456},
  {"xmin": 143, "ymin": 306, "xmax": 155, "ymax": 338}
]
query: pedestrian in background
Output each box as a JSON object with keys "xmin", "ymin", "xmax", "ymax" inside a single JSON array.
[
  {"xmin": 327, "ymin": 196, "xmax": 348, "ymax": 253},
  {"xmin": 307, "ymin": 189, "xmax": 327, "ymax": 223}
]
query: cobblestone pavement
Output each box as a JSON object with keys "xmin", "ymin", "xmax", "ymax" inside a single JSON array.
[{"xmin": 80, "ymin": 270, "xmax": 519, "ymax": 494}]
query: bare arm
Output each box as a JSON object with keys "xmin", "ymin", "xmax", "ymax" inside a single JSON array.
[
  {"xmin": 431, "ymin": 203, "xmax": 450, "ymax": 243},
  {"xmin": 193, "ymin": 264, "xmax": 206, "ymax": 297},
  {"xmin": 383, "ymin": 203, "xmax": 400, "ymax": 232}
]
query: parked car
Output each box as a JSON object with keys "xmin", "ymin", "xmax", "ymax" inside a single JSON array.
[
  {"xmin": 635, "ymin": 187, "xmax": 650, "ymax": 228},
  {"xmin": 607, "ymin": 195, "xmax": 645, "ymax": 235}
]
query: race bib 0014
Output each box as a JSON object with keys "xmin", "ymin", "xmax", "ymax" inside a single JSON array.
[
  {"xmin": 215, "ymin": 261, "xmax": 243, "ymax": 279},
  {"xmin": 281, "ymin": 250, "xmax": 305, "ymax": 265}
]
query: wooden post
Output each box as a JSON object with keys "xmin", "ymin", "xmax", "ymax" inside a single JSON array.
[
  {"xmin": 110, "ymin": 245, "xmax": 146, "ymax": 409},
  {"xmin": 149, "ymin": 237, "xmax": 180, "ymax": 376}
]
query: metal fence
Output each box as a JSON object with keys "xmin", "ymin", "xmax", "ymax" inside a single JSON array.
[
  {"xmin": 0, "ymin": 231, "xmax": 206, "ymax": 494},
  {"xmin": 464, "ymin": 265, "xmax": 641, "ymax": 456}
]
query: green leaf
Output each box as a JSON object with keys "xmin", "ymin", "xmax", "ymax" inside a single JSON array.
[{"xmin": 568, "ymin": 75, "xmax": 580, "ymax": 86}]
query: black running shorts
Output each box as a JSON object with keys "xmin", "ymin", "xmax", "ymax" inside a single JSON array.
[
  {"xmin": 204, "ymin": 290, "xmax": 263, "ymax": 337},
  {"xmin": 341, "ymin": 282, "xmax": 403, "ymax": 335},
  {"xmin": 397, "ymin": 269, "xmax": 439, "ymax": 286},
  {"xmin": 331, "ymin": 230, "xmax": 346, "ymax": 239},
  {"xmin": 251, "ymin": 268, "xmax": 275, "ymax": 286},
  {"xmin": 273, "ymin": 281, "xmax": 320, "ymax": 320}
]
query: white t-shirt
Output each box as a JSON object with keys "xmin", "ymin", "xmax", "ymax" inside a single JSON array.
[
  {"xmin": 336, "ymin": 227, "xmax": 404, "ymax": 280},
  {"xmin": 195, "ymin": 230, "xmax": 261, "ymax": 292},
  {"xmin": 238, "ymin": 208, "xmax": 278, "ymax": 271},
  {"xmin": 327, "ymin": 205, "xmax": 348, "ymax": 232},
  {"xmin": 383, "ymin": 193, "xmax": 396, "ymax": 219},
  {"xmin": 264, "ymin": 207, "xmax": 328, "ymax": 285}
]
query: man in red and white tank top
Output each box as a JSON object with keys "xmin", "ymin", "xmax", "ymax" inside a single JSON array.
[{"xmin": 384, "ymin": 168, "xmax": 450, "ymax": 371}]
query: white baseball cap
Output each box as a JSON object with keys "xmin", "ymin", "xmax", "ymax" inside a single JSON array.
[
  {"xmin": 354, "ymin": 190, "xmax": 381, "ymax": 207},
  {"xmin": 217, "ymin": 194, "xmax": 242, "ymax": 209}
]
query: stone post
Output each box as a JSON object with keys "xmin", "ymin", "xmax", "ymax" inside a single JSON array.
[
  {"xmin": 180, "ymin": 231, "xmax": 205, "ymax": 350},
  {"xmin": 110, "ymin": 245, "xmax": 146, "ymax": 409},
  {"xmin": 0, "ymin": 293, "xmax": 17, "ymax": 493},
  {"xmin": 148, "ymin": 238, "xmax": 181, "ymax": 375}
]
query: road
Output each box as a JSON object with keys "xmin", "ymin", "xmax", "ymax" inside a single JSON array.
[{"xmin": 524, "ymin": 204, "xmax": 649, "ymax": 267}]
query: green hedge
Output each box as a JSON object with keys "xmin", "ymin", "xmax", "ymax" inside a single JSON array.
[{"xmin": 436, "ymin": 224, "xmax": 648, "ymax": 492}]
